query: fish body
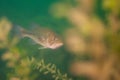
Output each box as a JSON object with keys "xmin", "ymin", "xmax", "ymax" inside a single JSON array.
[{"xmin": 16, "ymin": 25, "xmax": 63, "ymax": 49}]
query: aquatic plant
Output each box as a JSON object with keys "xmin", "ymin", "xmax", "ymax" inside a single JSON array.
[{"xmin": 27, "ymin": 57, "xmax": 72, "ymax": 80}]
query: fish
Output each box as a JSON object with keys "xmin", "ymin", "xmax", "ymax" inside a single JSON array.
[{"xmin": 14, "ymin": 24, "xmax": 63, "ymax": 49}]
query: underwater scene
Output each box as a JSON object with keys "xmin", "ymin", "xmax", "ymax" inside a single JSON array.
[{"xmin": 0, "ymin": 0, "xmax": 120, "ymax": 80}]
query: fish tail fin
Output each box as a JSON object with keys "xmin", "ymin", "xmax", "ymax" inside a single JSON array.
[{"xmin": 12, "ymin": 25, "xmax": 28, "ymax": 39}]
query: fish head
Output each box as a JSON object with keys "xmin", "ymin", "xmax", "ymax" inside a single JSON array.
[{"xmin": 47, "ymin": 37, "xmax": 63, "ymax": 49}]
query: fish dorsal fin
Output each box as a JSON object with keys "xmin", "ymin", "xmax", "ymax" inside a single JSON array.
[
  {"xmin": 29, "ymin": 23, "xmax": 53, "ymax": 36},
  {"xmin": 28, "ymin": 23, "xmax": 41, "ymax": 36},
  {"xmin": 30, "ymin": 23, "xmax": 45, "ymax": 30},
  {"xmin": 30, "ymin": 23, "xmax": 40, "ymax": 30}
]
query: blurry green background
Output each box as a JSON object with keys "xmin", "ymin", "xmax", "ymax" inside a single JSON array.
[{"xmin": 0, "ymin": 0, "xmax": 54, "ymax": 24}]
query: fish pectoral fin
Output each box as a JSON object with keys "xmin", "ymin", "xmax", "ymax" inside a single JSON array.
[{"xmin": 38, "ymin": 46, "xmax": 47, "ymax": 49}]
